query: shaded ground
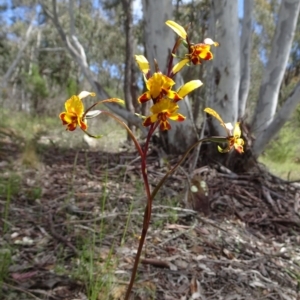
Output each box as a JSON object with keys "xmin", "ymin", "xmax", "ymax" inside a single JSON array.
[{"xmin": 0, "ymin": 134, "xmax": 300, "ymax": 300}]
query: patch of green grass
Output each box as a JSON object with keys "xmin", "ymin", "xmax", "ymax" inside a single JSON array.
[
  {"xmin": 74, "ymin": 240, "xmax": 117, "ymax": 300},
  {"xmin": 0, "ymin": 247, "xmax": 12, "ymax": 298},
  {"xmin": 0, "ymin": 173, "xmax": 21, "ymax": 197},
  {"xmin": 0, "ymin": 108, "xmax": 127, "ymax": 152},
  {"xmin": 0, "ymin": 174, "xmax": 21, "ymax": 233},
  {"xmin": 259, "ymin": 158, "xmax": 300, "ymax": 180},
  {"xmin": 54, "ymin": 169, "xmax": 135, "ymax": 299},
  {"xmin": 258, "ymin": 121, "xmax": 300, "ymax": 180}
]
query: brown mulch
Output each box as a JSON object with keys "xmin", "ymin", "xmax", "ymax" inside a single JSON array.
[{"xmin": 0, "ymin": 136, "xmax": 300, "ymax": 300}]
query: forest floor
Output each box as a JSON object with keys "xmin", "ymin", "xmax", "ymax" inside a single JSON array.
[{"xmin": 1, "ymin": 130, "xmax": 300, "ymax": 300}]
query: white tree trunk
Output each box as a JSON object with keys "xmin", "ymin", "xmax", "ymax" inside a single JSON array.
[
  {"xmin": 208, "ymin": 0, "xmax": 240, "ymax": 133},
  {"xmin": 170, "ymin": 78, "xmax": 198, "ymax": 153},
  {"xmin": 238, "ymin": 0, "xmax": 253, "ymax": 118},
  {"xmin": 2, "ymin": 17, "xmax": 36, "ymax": 87},
  {"xmin": 252, "ymin": 82, "xmax": 300, "ymax": 156},
  {"xmin": 142, "ymin": 0, "xmax": 173, "ymax": 72},
  {"xmin": 251, "ymin": 0, "xmax": 300, "ymax": 135},
  {"xmin": 142, "ymin": 0, "xmax": 198, "ymax": 153}
]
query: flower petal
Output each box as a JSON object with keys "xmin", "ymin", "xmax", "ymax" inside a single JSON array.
[
  {"xmin": 135, "ymin": 55, "xmax": 150, "ymax": 74},
  {"xmin": 165, "ymin": 20, "xmax": 187, "ymax": 39},
  {"xmin": 143, "ymin": 114, "xmax": 157, "ymax": 127},
  {"xmin": 177, "ymin": 80, "xmax": 203, "ymax": 98},
  {"xmin": 204, "ymin": 38, "xmax": 219, "ymax": 47},
  {"xmin": 65, "ymin": 95, "xmax": 84, "ymax": 116},
  {"xmin": 204, "ymin": 108, "xmax": 226, "ymax": 128},
  {"xmin": 166, "ymin": 90, "xmax": 182, "ymax": 102},
  {"xmin": 85, "ymin": 110, "xmax": 102, "ymax": 119},
  {"xmin": 138, "ymin": 91, "xmax": 151, "ymax": 103},
  {"xmin": 79, "ymin": 118, "xmax": 88, "ymax": 131},
  {"xmin": 59, "ymin": 112, "xmax": 71, "ymax": 125},
  {"xmin": 172, "ymin": 58, "xmax": 190, "ymax": 74},
  {"xmin": 233, "ymin": 122, "xmax": 241, "ymax": 138},
  {"xmin": 160, "ymin": 121, "xmax": 171, "ymax": 131},
  {"xmin": 218, "ymin": 144, "xmax": 230, "ymax": 153},
  {"xmin": 67, "ymin": 122, "xmax": 77, "ymax": 131},
  {"xmin": 234, "ymin": 139, "xmax": 244, "ymax": 153},
  {"xmin": 78, "ymin": 91, "xmax": 96, "ymax": 99},
  {"xmin": 223, "ymin": 122, "xmax": 234, "ymax": 136},
  {"xmin": 169, "ymin": 113, "xmax": 186, "ymax": 121}
]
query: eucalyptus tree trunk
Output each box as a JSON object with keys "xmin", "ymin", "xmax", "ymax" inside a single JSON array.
[
  {"xmin": 2, "ymin": 17, "xmax": 36, "ymax": 88},
  {"xmin": 122, "ymin": 0, "xmax": 135, "ymax": 140},
  {"xmin": 142, "ymin": 0, "xmax": 198, "ymax": 153},
  {"xmin": 238, "ymin": 0, "xmax": 253, "ymax": 118},
  {"xmin": 206, "ymin": 0, "xmax": 300, "ymax": 162},
  {"xmin": 251, "ymin": 0, "xmax": 300, "ymax": 156},
  {"xmin": 207, "ymin": 0, "xmax": 240, "ymax": 134}
]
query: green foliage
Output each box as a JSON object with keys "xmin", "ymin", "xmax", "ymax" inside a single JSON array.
[
  {"xmin": 0, "ymin": 247, "xmax": 11, "ymax": 297},
  {"xmin": 0, "ymin": 173, "xmax": 21, "ymax": 199},
  {"xmin": 25, "ymin": 64, "xmax": 48, "ymax": 98},
  {"xmin": 0, "ymin": 173, "xmax": 20, "ymax": 233},
  {"xmin": 24, "ymin": 64, "xmax": 49, "ymax": 114},
  {"xmin": 263, "ymin": 123, "xmax": 296, "ymax": 163},
  {"xmin": 66, "ymin": 77, "xmax": 78, "ymax": 98},
  {"xmin": 259, "ymin": 120, "xmax": 300, "ymax": 180}
]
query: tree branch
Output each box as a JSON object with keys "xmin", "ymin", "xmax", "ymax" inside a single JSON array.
[
  {"xmin": 251, "ymin": 0, "xmax": 300, "ymax": 135},
  {"xmin": 2, "ymin": 16, "xmax": 36, "ymax": 87},
  {"xmin": 121, "ymin": 0, "xmax": 135, "ymax": 138},
  {"xmin": 252, "ymin": 81, "xmax": 300, "ymax": 157}
]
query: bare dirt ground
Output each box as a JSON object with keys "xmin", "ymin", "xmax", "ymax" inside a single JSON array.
[{"xmin": 0, "ymin": 134, "xmax": 300, "ymax": 300}]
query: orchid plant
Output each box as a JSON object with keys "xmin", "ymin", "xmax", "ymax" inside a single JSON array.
[{"xmin": 59, "ymin": 20, "xmax": 244, "ymax": 299}]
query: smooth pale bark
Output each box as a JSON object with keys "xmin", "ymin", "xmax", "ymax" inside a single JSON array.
[
  {"xmin": 208, "ymin": 0, "xmax": 240, "ymax": 133},
  {"xmin": 142, "ymin": 0, "xmax": 173, "ymax": 72},
  {"xmin": 41, "ymin": 0, "xmax": 147, "ymax": 134},
  {"xmin": 142, "ymin": 0, "xmax": 198, "ymax": 153},
  {"xmin": 141, "ymin": 0, "xmax": 173, "ymax": 117},
  {"xmin": 169, "ymin": 77, "xmax": 198, "ymax": 153},
  {"xmin": 251, "ymin": 0, "xmax": 300, "ymax": 135},
  {"xmin": 252, "ymin": 81, "xmax": 300, "ymax": 156},
  {"xmin": 238, "ymin": 0, "xmax": 253, "ymax": 118},
  {"xmin": 122, "ymin": 0, "xmax": 135, "ymax": 139}
]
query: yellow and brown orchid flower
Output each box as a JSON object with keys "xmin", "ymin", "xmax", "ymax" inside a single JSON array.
[
  {"xmin": 143, "ymin": 97, "xmax": 186, "ymax": 131},
  {"xmin": 166, "ymin": 20, "xmax": 218, "ymax": 74},
  {"xmin": 135, "ymin": 55, "xmax": 202, "ymax": 103},
  {"xmin": 204, "ymin": 107, "xmax": 244, "ymax": 153},
  {"xmin": 59, "ymin": 91, "xmax": 95, "ymax": 131}
]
